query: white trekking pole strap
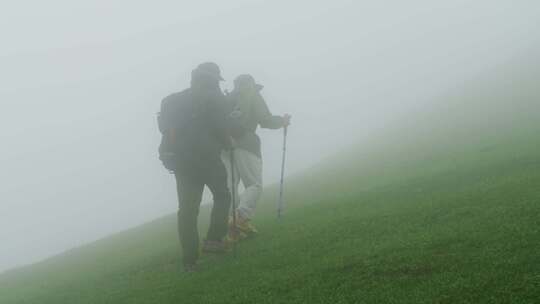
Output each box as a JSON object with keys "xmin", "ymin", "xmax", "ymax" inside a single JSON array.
[{"xmin": 278, "ymin": 126, "xmax": 288, "ymax": 219}]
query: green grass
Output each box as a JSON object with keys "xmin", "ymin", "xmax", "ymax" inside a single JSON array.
[
  {"xmin": 1, "ymin": 122, "xmax": 539, "ymax": 304},
  {"xmin": 4, "ymin": 41, "xmax": 540, "ymax": 304}
]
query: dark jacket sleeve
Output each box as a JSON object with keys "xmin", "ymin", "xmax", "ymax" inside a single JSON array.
[
  {"xmin": 254, "ymin": 94, "xmax": 285, "ymax": 129},
  {"xmin": 209, "ymin": 95, "xmax": 232, "ymax": 150}
]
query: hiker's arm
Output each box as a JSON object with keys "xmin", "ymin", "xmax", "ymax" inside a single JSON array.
[
  {"xmin": 210, "ymin": 99, "xmax": 233, "ymax": 150},
  {"xmin": 256, "ymin": 95, "xmax": 287, "ymax": 129}
]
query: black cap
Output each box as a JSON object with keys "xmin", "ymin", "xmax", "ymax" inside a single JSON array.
[{"xmin": 194, "ymin": 62, "xmax": 224, "ymax": 81}]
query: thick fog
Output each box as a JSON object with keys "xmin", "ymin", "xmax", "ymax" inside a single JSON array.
[{"xmin": 1, "ymin": 0, "xmax": 538, "ymax": 273}]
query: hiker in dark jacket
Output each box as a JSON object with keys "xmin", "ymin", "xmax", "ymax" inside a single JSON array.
[
  {"xmin": 158, "ymin": 62, "xmax": 232, "ymax": 272},
  {"xmin": 222, "ymin": 74, "xmax": 291, "ymax": 240}
]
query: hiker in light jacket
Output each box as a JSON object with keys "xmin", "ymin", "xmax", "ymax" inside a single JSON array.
[{"xmin": 222, "ymin": 74, "xmax": 291, "ymax": 240}]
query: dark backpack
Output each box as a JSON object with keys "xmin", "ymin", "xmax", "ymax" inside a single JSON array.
[{"xmin": 157, "ymin": 90, "xmax": 200, "ymax": 172}]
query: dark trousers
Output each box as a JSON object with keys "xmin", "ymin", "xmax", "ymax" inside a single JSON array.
[{"xmin": 174, "ymin": 159, "xmax": 231, "ymax": 265}]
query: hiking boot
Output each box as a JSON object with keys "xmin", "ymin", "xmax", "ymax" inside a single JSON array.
[
  {"xmin": 237, "ymin": 219, "xmax": 258, "ymax": 236},
  {"xmin": 229, "ymin": 214, "xmax": 258, "ymax": 240},
  {"xmin": 202, "ymin": 240, "xmax": 229, "ymax": 254}
]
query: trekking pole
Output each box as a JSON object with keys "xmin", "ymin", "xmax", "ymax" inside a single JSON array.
[
  {"xmin": 230, "ymin": 149, "xmax": 237, "ymax": 257},
  {"xmin": 277, "ymin": 126, "xmax": 288, "ymax": 219}
]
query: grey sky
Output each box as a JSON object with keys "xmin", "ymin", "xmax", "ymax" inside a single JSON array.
[{"xmin": 1, "ymin": 0, "xmax": 538, "ymax": 273}]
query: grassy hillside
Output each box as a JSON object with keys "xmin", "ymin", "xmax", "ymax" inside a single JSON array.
[
  {"xmin": 1, "ymin": 121, "xmax": 539, "ymax": 303},
  {"xmin": 1, "ymin": 54, "xmax": 540, "ymax": 303}
]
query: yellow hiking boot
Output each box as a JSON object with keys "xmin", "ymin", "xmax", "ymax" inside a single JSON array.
[
  {"xmin": 228, "ymin": 214, "xmax": 258, "ymax": 242},
  {"xmin": 236, "ymin": 219, "xmax": 258, "ymax": 236}
]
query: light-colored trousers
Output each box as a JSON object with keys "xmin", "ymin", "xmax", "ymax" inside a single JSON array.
[{"xmin": 221, "ymin": 149, "xmax": 263, "ymax": 220}]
